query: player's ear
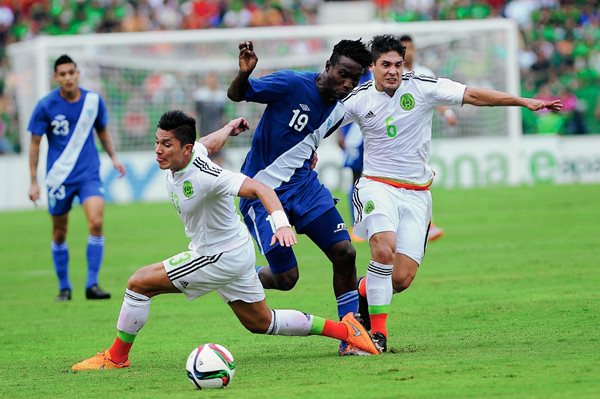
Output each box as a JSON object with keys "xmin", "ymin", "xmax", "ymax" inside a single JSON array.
[
  {"xmin": 183, "ymin": 143, "xmax": 194, "ymax": 156},
  {"xmin": 325, "ymin": 60, "xmax": 332, "ymax": 72}
]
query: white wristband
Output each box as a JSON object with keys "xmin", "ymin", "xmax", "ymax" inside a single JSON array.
[
  {"xmin": 444, "ymin": 109, "xmax": 455, "ymax": 119},
  {"xmin": 269, "ymin": 210, "xmax": 291, "ymax": 232}
]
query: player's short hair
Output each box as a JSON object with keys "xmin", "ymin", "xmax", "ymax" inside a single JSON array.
[
  {"xmin": 54, "ymin": 54, "xmax": 77, "ymax": 72},
  {"xmin": 329, "ymin": 39, "xmax": 372, "ymax": 69},
  {"xmin": 157, "ymin": 110, "xmax": 197, "ymax": 146},
  {"xmin": 399, "ymin": 34, "xmax": 413, "ymax": 43},
  {"xmin": 369, "ymin": 35, "xmax": 406, "ymax": 63}
]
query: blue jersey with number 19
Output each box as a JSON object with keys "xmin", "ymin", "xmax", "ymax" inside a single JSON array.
[
  {"xmin": 28, "ymin": 87, "xmax": 107, "ymax": 188},
  {"xmin": 240, "ymin": 70, "xmax": 345, "ymax": 194}
]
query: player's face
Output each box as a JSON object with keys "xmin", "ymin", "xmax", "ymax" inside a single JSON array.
[
  {"xmin": 155, "ymin": 129, "xmax": 193, "ymax": 172},
  {"xmin": 54, "ymin": 63, "xmax": 79, "ymax": 95},
  {"xmin": 322, "ymin": 56, "xmax": 365, "ymax": 102},
  {"xmin": 371, "ymin": 51, "xmax": 405, "ymax": 96}
]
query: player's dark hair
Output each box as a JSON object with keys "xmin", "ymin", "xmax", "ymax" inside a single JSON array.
[
  {"xmin": 54, "ymin": 54, "xmax": 77, "ymax": 72},
  {"xmin": 330, "ymin": 39, "xmax": 372, "ymax": 69},
  {"xmin": 399, "ymin": 34, "xmax": 413, "ymax": 43},
  {"xmin": 369, "ymin": 35, "xmax": 406, "ymax": 63},
  {"xmin": 158, "ymin": 110, "xmax": 197, "ymax": 146}
]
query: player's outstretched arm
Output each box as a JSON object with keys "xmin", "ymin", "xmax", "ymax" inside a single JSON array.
[
  {"xmin": 227, "ymin": 41, "xmax": 258, "ymax": 102},
  {"xmin": 199, "ymin": 118, "xmax": 249, "ymax": 156},
  {"xmin": 97, "ymin": 127, "xmax": 126, "ymax": 177},
  {"xmin": 237, "ymin": 178, "xmax": 297, "ymax": 248},
  {"xmin": 28, "ymin": 134, "xmax": 42, "ymax": 204},
  {"xmin": 463, "ymin": 87, "xmax": 563, "ymax": 112}
]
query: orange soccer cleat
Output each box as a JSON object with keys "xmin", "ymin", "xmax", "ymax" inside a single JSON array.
[
  {"xmin": 340, "ymin": 313, "xmax": 381, "ymax": 356},
  {"xmin": 71, "ymin": 350, "xmax": 130, "ymax": 371}
]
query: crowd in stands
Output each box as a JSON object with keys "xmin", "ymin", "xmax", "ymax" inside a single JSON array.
[
  {"xmin": 373, "ymin": 0, "xmax": 600, "ymax": 134},
  {"xmin": 0, "ymin": 0, "xmax": 598, "ymax": 153}
]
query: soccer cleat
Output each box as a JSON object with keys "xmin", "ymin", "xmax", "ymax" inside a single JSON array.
[
  {"xmin": 86, "ymin": 285, "xmax": 111, "ymax": 300},
  {"xmin": 71, "ymin": 350, "xmax": 130, "ymax": 371},
  {"xmin": 56, "ymin": 289, "xmax": 72, "ymax": 301},
  {"xmin": 427, "ymin": 224, "xmax": 444, "ymax": 242},
  {"xmin": 340, "ymin": 313, "xmax": 381, "ymax": 355},
  {"xmin": 372, "ymin": 332, "xmax": 388, "ymax": 353}
]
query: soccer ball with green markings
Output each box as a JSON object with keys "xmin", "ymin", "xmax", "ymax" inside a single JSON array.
[{"xmin": 186, "ymin": 343, "xmax": 235, "ymax": 389}]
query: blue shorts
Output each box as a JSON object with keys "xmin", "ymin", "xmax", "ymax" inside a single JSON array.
[
  {"xmin": 241, "ymin": 180, "xmax": 350, "ymax": 273},
  {"xmin": 47, "ymin": 180, "xmax": 104, "ymax": 216}
]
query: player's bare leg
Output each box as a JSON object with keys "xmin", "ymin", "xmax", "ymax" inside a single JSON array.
[
  {"xmin": 72, "ymin": 263, "xmax": 180, "ymax": 370},
  {"xmin": 325, "ymin": 240, "xmax": 358, "ymax": 299},
  {"xmin": 256, "ymin": 266, "xmax": 299, "ymax": 291}
]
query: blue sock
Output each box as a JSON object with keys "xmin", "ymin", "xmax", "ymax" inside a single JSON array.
[
  {"xmin": 51, "ymin": 241, "xmax": 70, "ymax": 290},
  {"xmin": 336, "ymin": 290, "xmax": 359, "ymax": 319},
  {"xmin": 337, "ymin": 290, "xmax": 359, "ymax": 350},
  {"xmin": 86, "ymin": 235, "xmax": 104, "ymax": 288}
]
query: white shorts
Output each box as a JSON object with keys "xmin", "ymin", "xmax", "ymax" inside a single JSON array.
[
  {"xmin": 163, "ymin": 238, "xmax": 265, "ymax": 303},
  {"xmin": 353, "ymin": 178, "xmax": 432, "ymax": 264}
]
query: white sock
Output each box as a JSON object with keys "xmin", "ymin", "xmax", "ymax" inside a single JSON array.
[
  {"xmin": 266, "ymin": 309, "xmax": 313, "ymax": 336},
  {"xmin": 116, "ymin": 289, "xmax": 151, "ymax": 335},
  {"xmin": 366, "ymin": 260, "xmax": 393, "ymax": 306}
]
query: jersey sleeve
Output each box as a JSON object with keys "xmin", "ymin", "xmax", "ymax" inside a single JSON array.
[
  {"xmin": 193, "ymin": 142, "xmax": 209, "ymax": 157},
  {"xmin": 244, "ymin": 71, "xmax": 291, "ymax": 104},
  {"xmin": 94, "ymin": 95, "xmax": 108, "ymax": 131},
  {"xmin": 193, "ymin": 155, "xmax": 246, "ymax": 197},
  {"xmin": 28, "ymin": 98, "xmax": 49, "ymax": 136},
  {"xmin": 430, "ymin": 78, "xmax": 466, "ymax": 106}
]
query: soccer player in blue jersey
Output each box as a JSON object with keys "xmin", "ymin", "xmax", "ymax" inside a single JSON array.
[
  {"xmin": 28, "ymin": 55, "xmax": 126, "ymax": 301},
  {"xmin": 227, "ymin": 40, "xmax": 374, "ymax": 355}
]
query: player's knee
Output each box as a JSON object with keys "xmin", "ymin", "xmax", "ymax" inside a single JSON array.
[
  {"xmin": 126, "ymin": 271, "xmax": 151, "ymax": 296},
  {"xmin": 330, "ymin": 241, "xmax": 356, "ymax": 271},
  {"xmin": 370, "ymin": 244, "xmax": 395, "ymax": 265},
  {"xmin": 88, "ymin": 217, "xmax": 103, "ymax": 235},
  {"xmin": 273, "ymin": 273, "xmax": 298, "ymax": 291}
]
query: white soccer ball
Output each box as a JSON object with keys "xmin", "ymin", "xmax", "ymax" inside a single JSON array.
[{"xmin": 185, "ymin": 343, "xmax": 235, "ymax": 389}]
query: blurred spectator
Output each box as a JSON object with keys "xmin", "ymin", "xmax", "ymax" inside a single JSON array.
[{"xmin": 193, "ymin": 71, "xmax": 227, "ymax": 165}]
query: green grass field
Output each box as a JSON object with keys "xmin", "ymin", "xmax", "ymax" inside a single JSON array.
[{"xmin": 1, "ymin": 184, "xmax": 599, "ymax": 399}]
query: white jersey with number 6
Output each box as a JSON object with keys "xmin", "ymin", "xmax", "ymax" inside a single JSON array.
[{"xmin": 342, "ymin": 73, "xmax": 466, "ymax": 186}]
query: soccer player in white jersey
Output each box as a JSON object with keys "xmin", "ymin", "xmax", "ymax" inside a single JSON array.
[
  {"xmin": 343, "ymin": 35, "xmax": 563, "ymax": 351},
  {"xmin": 71, "ymin": 111, "xmax": 380, "ymax": 370},
  {"xmin": 28, "ymin": 55, "xmax": 126, "ymax": 301},
  {"xmin": 227, "ymin": 40, "xmax": 373, "ymax": 355}
]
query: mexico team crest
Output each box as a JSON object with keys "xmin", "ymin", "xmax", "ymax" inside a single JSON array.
[
  {"xmin": 183, "ymin": 181, "xmax": 194, "ymax": 198},
  {"xmin": 400, "ymin": 93, "xmax": 415, "ymax": 111},
  {"xmin": 365, "ymin": 200, "xmax": 375, "ymax": 214}
]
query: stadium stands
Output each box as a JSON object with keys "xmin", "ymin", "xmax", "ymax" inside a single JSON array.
[{"xmin": 0, "ymin": 0, "xmax": 598, "ymax": 154}]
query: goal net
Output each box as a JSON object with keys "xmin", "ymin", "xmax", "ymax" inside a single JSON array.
[{"xmin": 9, "ymin": 19, "xmax": 520, "ymax": 158}]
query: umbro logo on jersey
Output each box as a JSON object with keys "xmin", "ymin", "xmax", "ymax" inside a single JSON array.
[
  {"xmin": 300, "ymin": 104, "xmax": 311, "ymax": 112},
  {"xmin": 334, "ymin": 223, "xmax": 347, "ymax": 233},
  {"xmin": 365, "ymin": 111, "xmax": 376, "ymax": 118}
]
